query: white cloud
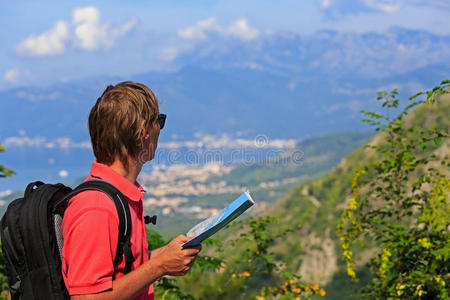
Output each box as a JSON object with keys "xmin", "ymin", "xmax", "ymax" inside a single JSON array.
[
  {"xmin": 159, "ymin": 133, "xmax": 297, "ymax": 149},
  {"xmin": 73, "ymin": 6, "xmax": 100, "ymax": 25},
  {"xmin": 3, "ymin": 136, "xmax": 91, "ymax": 149},
  {"xmin": 177, "ymin": 17, "xmax": 218, "ymax": 40},
  {"xmin": 3, "ymin": 68, "xmax": 33, "ymax": 84},
  {"xmin": 15, "ymin": 6, "xmax": 136, "ymax": 56},
  {"xmin": 16, "ymin": 21, "xmax": 69, "ymax": 56},
  {"xmin": 167, "ymin": 17, "xmax": 260, "ymax": 61},
  {"xmin": 58, "ymin": 170, "xmax": 69, "ymax": 178},
  {"xmin": 4, "ymin": 69, "xmax": 20, "ymax": 84},
  {"xmin": 363, "ymin": 0, "xmax": 400, "ymax": 13},
  {"xmin": 321, "ymin": 0, "xmax": 332, "ymax": 8},
  {"xmin": 225, "ymin": 18, "xmax": 260, "ymax": 41},
  {"xmin": 15, "ymin": 90, "xmax": 61, "ymax": 101},
  {"xmin": 159, "ymin": 46, "xmax": 180, "ymax": 61},
  {"xmin": 0, "ymin": 190, "xmax": 12, "ymax": 198},
  {"xmin": 165, "ymin": 17, "xmax": 222, "ymax": 61},
  {"xmin": 73, "ymin": 6, "xmax": 136, "ymax": 51},
  {"xmin": 177, "ymin": 17, "xmax": 259, "ymax": 41}
]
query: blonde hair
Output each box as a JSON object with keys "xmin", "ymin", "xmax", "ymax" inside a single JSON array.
[{"xmin": 88, "ymin": 81, "xmax": 159, "ymax": 168}]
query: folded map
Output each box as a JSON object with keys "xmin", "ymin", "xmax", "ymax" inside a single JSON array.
[{"xmin": 183, "ymin": 191, "xmax": 255, "ymax": 248}]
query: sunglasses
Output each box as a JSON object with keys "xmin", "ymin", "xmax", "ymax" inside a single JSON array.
[{"xmin": 158, "ymin": 113, "xmax": 166, "ymax": 130}]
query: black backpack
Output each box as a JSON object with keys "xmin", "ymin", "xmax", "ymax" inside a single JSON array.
[{"xmin": 0, "ymin": 179, "xmax": 137, "ymax": 300}]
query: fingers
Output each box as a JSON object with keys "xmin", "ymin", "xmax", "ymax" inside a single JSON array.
[
  {"xmin": 160, "ymin": 235, "xmax": 202, "ymax": 277},
  {"xmin": 172, "ymin": 236, "xmax": 202, "ymax": 253},
  {"xmin": 175, "ymin": 235, "xmax": 190, "ymax": 243},
  {"xmin": 183, "ymin": 248, "xmax": 201, "ymax": 257},
  {"xmin": 187, "ymin": 255, "xmax": 198, "ymax": 268}
]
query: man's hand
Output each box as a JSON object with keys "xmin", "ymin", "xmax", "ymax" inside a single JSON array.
[{"xmin": 155, "ymin": 235, "xmax": 202, "ymax": 276}]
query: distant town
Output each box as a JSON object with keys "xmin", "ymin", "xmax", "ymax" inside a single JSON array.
[{"xmin": 139, "ymin": 161, "xmax": 298, "ymax": 219}]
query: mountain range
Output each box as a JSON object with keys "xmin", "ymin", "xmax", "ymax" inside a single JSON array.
[{"xmin": 1, "ymin": 27, "xmax": 449, "ymax": 143}]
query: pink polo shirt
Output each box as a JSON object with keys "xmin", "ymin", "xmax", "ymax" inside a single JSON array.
[{"xmin": 62, "ymin": 161, "xmax": 154, "ymax": 299}]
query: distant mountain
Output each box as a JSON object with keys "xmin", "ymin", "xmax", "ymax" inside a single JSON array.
[
  {"xmin": 1, "ymin": 27, "xmax": 448, "ymax": 142},
  {"xmin": 166, "ymin": 27, "xmax": 450, "ymax": 79}
]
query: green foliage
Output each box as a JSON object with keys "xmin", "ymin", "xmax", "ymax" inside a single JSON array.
[
  {"xmin": 0, "ymin": 143, "xmax": 13, "ymax": 299},
  {"xmin": 338, "ymin": 80, "xmax": 450, "ymax": 299},
  {"xmin": 223, "ymin": 217, "xmax": 324, "ymax": 299},
  {"xmin": 0, "ymin": 245, "xmax": 10, "ymax": 300},
  {"xmin": 149, "ymin": 217, "xmax": 324, "ymax": 299},
  {"xmin": 0, "ymin": 143, "xmax": 15, "ymax": 178},
  {"xmin": 147, "ymin": 227, "xmax": 168, "ymax": 250}
]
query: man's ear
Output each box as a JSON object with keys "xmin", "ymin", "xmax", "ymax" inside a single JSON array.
[{"xmin": 141, "ymin": 120, "xmax": 149, "ymax": 139}]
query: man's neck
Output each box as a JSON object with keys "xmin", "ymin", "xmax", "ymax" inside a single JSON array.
[{"xmin": 109, "ymin": 158, "xmax": 142, "ymax": 185}]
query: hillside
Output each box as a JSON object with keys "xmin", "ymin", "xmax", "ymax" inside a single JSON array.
[
  {"xmin": 255, "ymin": 93, "xmax": 449, "ymax": 298},
  {"xmin": 178, "ymin": 90, "xmax": 449, "ymax": 299}
]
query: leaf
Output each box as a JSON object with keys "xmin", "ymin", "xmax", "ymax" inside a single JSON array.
[
  {"xmin": 281, "ymin": 270, "xmax": 292, "ymax": 279},
  {"xmin": 403, "ymin": 152, "xmax": 414, "ymax": 162},
  {"xmin": 409, "ymin": 91, "xmax": 423, "ymax": 100},
  {"xmin": 433, "ymin": 137, "xmax": 442, "ymax": 145}
]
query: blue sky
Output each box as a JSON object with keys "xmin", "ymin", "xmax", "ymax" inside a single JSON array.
[{"xmin": 1, "ymin": 0, "xmax": 449, "ymax": 90}]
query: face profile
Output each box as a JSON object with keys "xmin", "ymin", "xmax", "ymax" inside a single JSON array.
[{"xmin": 139, "ymin": 116, "xmax": 162, "ymax": 164}]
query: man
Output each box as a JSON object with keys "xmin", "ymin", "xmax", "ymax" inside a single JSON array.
[{"xmin": 62, "ymin": 81, "xmax": 201, "ymax": 300}]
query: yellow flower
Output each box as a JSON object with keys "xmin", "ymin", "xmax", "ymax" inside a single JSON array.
[
  {"xmin": 311, "ymin": 284, "xmax": 320, "ymax": 291},
  {"xmin": 418, "ymin": 238, "xmax": 432, "ymax": 249},
  {"xmin": 292, "ymin": 288, "xmax": 301, "ymax": 294},
  {"xmin": 343, "ymin": 250, "xmax": 352, "ymax": 260},
  {"xmin": 382, "ymin": 248, "xmax": 391, "ymax": 258},
  {"xmin": 319, "ymin": 288, "xmax": 326, "ymax": 296},
  {"xmin": 256, "ymin": 297, "xmax": 265, "ymax": 300},
  {"xmin": 348, "ymin": 198, "xmax": 357, "ymax": 210},
  {"xmin": 347, "ymin": 266, "xmax": 356, "ymax": 278},
  {"xmin": 231, "ymin": 273, "xmax": 236, "ymax": 278}
]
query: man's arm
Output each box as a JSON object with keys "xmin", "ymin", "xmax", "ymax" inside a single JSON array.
[
  {"xmin": 71, "ymin": 235, "xmax": 201, "ymax": 300},
  {"xmin": 149, "ymin": 246, "xmax": 165, "ymax": 259}
]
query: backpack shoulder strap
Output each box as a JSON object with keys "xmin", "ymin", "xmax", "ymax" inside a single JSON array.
[{"xmin": 62, "ymin": 179, "xmax": 135, "ymax": 275}]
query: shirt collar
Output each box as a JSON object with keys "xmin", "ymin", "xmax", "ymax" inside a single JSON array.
[{"xmin": 88, "ymin": 161, "xmax": 144, "ymax": 202}]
